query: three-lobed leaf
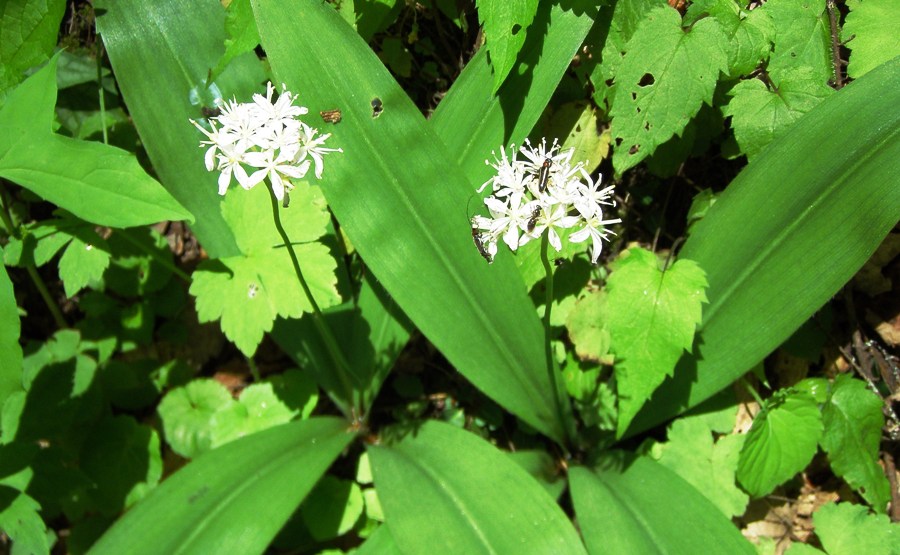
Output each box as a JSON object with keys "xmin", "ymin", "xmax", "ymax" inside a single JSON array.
[
  {"xmin": 606, "ymin": 247, "xmax": 707, "ymax": 436},
  {"xmin": 820, "ymin": 374, "xmax": 890, "ymax": 512},
  {"xmin": 737, "ymin": 389, "xmax": 823, "ymax": 497}
]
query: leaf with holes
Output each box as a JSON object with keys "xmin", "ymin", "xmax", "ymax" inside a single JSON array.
[
  {"xmin": 609, "ymin": 6, "xmax": 727, "ymax": 174},
  {"xmin": 475, "ymin": 0, "xmax": 539, "ymax": 94}
]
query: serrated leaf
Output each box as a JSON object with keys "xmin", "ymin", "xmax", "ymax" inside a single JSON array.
[
  {"xmin": 0, "ymin": 487, "xmax": 49, "ymax": 555},
  {"xmin": 299, "ymin": 475, "xmax": 364, "ymax": 541},
  {"xmin": 812, "ymin": 502, "xmax": 900, "ymax": 555},
  {"xmin": 368, "ymin": 421, "xmax": 586, "ymax": 554},
  {"xmin": 766, "ymin": 0, "xmax": 832, "ymax": 85},
  {"xmin": 566, "ymin": 290, "xmax": 611, "ymax": 363},
  {"xmin": 843, "ymin": 0, "xmax": 900, "ymax": 79},
  {"xmin": 570, "ymin": 453, "xmax": 755, "ymax": 554},
  {"xmin": 0, "ymin": 0, "xmax": 66, "ymax": 95},
  {"xmin": 88, "ymin": 417, "xmax": 354, "ymax": 555},
  {"xmin": 688, "ymin": 0, "xmax": 775, "ymax": 76},
  {"xmin": 475, "ymin": 0, "xmax": 539, "ymax": 94},
  {"xmin": 725, "ymin": 69, "xmax": 833, "ymax": 160},
  {"xmin": 820, "ymin": 374, "xmax": 891, "ymax": 512},
  {"xmin": 59, "ymin": 235, "xmax": 112, "ymax": 298},
  {"xmin": 610, "ymin": 6, "xmax": 727, "ymax": 174},
  {"xmin": 211, "ymin": 0, "xmax": 261, "ymax": 81},
  {"xmin": 606, "ymin": 248, "xmax": 708, "ymax": 436},
  {"xmin": 158, "ymin": 379, "xmax": 233, "ymax": 458},
  {"xmin": 737, "ymin": 390, "xmax": 823, "ymax": 497},
  {"xmin": 0, "ymin": 253, "xmax": 23, "ymax": 410},
  {"xmin": 653, "ymin": 416, "xmax": 749, "ymax": 517},
  {"xmin": 0, "ymin": 57, "xmax": 193, "ymax": 228}
]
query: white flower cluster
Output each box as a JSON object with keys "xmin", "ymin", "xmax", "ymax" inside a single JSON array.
[
  {"xmin": 471, "ymin": 139, "xmax": 621, "ymax": 264},
  {"xmin": 190, "ymin": 82, "xmax": 341, "ymax": 201}
]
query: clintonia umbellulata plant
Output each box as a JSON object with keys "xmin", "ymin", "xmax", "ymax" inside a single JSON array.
[{"xmin": 0, "ymin": 0, "xmax": 898, "ymax": 553}]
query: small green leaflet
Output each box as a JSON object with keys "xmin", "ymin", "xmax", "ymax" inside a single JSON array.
[
  {"xmin": 605, "ymin": 247, "xmax": 708, "ymax": 437},
  {"xmin": 765, "ymin": 0, "xmax": 832, "ymax": 86},
  {"xmin": 685, "ymin": 0, "xmax": 776, "ymax": 76},
  {"xmin": 190, "ymin": 183, "xmax": 340, "ymax": 356},
  {"xmin": 475, "ymin": 0, "xmax": 539, "ymax": 94},
  {"xmin": 820, "ymin": 374, "xmax": 891, "ymax": 513},
  {"xmin": 843, "ymin": 0, "xmax": 900, "ymax": 79},
  {"xmin": 609, "ymin": 6, "xmax": 727, "ymax": 174},
  {"xmin": 736, "ymin": 387, "xmax": 823, "ymax": 497}
]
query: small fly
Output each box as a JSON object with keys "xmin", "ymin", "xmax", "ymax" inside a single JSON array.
[
  {"xmin": 537, "ymin": 157, "xmax": 552, "ymax": 193},
  {"xmin": 526, "ymin": 206, "xmax": 541, "ymax": 233}
]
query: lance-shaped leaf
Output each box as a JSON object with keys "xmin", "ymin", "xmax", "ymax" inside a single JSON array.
[
  {"xmin": 0, "ymin": 57, "xmax": 192, "ymax": 228},
  {"xmin": 252, "ymin": 0, "xmax": 569, "ymax": 442},
  {"xmin": 474, "ymin": 0, "xmax": 538, "ymax": 94},
  {"xmin": 606, "ymin": 247, "xmax": 707, "ymax": 436},
  {"xmin": 368, "ymin": 421, "xmax": 586, "ymax": 554},
  {"xmin": 626, "ymin": 56, "xmax": 900, "ymax": 437},
  {"xmin": 88, "ymin": 417, "xmax": 354, "ymax": 554},
  {"xmin": 570, "ymin": 453, "xmax": 755, "ymax": 554}
]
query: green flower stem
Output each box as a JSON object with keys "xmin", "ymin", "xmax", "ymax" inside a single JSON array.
[
  {"xmin": 540, "ymin": 235, "xmax": 570, "ymax": 446},
  {"xmin": 0, "ymin": 181, "xmax": 68, "ymax": 329},
  {"xmin": 266, "ymin": 183, "xmax": 358, "ymax": 419}
]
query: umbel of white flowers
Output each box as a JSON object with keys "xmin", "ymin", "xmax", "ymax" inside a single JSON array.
[
  {"xmin": 190, "ymin": 82, "xmax": 341, "ymax": 201},
  {"xmin": 472, "ymin": 138, "xmax": 622, "ymax": 264}
]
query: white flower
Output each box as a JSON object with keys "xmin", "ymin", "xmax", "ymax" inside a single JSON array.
[
  {"xmin": 190, "ymin": 82, "xmax": 340, "ymax": 200},
  {"xmin": 473, "ymin": 138, "xmax": 619, "ymax": 264}
]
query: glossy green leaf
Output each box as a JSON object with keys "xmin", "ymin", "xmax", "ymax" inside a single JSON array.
[
  {"xmin": 88, "ymin": 417, "xmax": 354, "ymax": 555},
  {"xmin": 606, "ymin": 248, "xmax": 707, "ymax": 436},
  {"xmin": 627, "ymin": 55, "xmax": 900, "ymax": 436},
  {"xmin": 368, "ymin": 420, "xmax": 586, "ymax": 554},
  {"xmin": 0, "ymin": 252, "xmax": 23, "ymax": 410},
  {"xmin": 475, "ymin": 0, "xmax": 538, "ymax": 94},
  {"xmin": 95, "ymin": 0, "xmax": 259, "ymax": 256},
  {"xmin": 355, "ymin": 524, "xmax": 402, "ymax": 555},
  {"xmin": 0, "ymin": 57, "xmax": 193, "ymax": 228},
  {"xmin": 812, "ymin": 502, "xmax": 900, "ymax": 555},
  {"xmin": 298, "ymin": 475, "xmax": 364, "ymax": 541},
  {"xmin": 0, "ymin": 0, "xmax": 65, "ymax": 95},
  {"xmin": 820, "ymin": 374, "xmax": 890, "ymax": 512},
  {"xmin": 431, "ymin": 2, "xmax": 596, "ymax": 185},
  {"xmin": 570, "ymin": 453, "xmax": 754, "ymax": 555},
  {"xmin": 844, "ymin": 0, "xmax": 900, "ymax": 79},
  {"xmin": 737, "ymin": 390, "xmax": 823, "ymax": 497},
  {"xmin": 252, "ymin": 0, "xmax": 569, "ymax": 442}
]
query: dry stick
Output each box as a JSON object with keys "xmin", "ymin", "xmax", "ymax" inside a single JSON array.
[
  {"xmin": 826, "ymin": 0, "xmax": 845, "ymax": 89},
  {"xmin": 884, "ymin": 453, "xmax": 900, "ymax": 522}
]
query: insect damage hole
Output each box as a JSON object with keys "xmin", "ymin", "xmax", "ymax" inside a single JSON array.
[{"xmin": 638, "ymin": 73, "xmax": 655, "ymax": 87}]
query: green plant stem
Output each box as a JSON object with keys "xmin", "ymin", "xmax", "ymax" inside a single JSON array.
[
  {"xmin": 266, "ymin": 183, "xmax": 357, "ymax": 419},
  {"xmin": 97, "ymin": 45, "xmax": 108, "ymax": 145},
  {"xmin": 540, "ymin": 234, "xmax": 568, "ymax": 445},
  {"xmin": 247, "ymin": 356, "xmax": 261, "ymax": 382},
  {"xmin": 741, "ymin": 377, "xmax": 767, "ymax": 412},
  {"xmin": 0, "ymin": 182, "xmax": 68, "ymax": 329}
]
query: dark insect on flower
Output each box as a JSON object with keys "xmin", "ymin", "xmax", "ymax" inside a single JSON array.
[
  {"xmin": 320, "ymin": 109, "xmax": 342, "ymax": 124},
  {"xmin": 526, "ymin": 206, "xmax": 541, "ymax": 233},
  {"xmin": 371, "ymin": 97, "xmax": 383, "ymax": 118},
  {"xmin": 201, "ymin": 106, "xmax": 222, "ymax": 118},
  {"xmin": 282, "ymin": 191, "xmax": 291, "ymax": 208},
  {"xmin": 471, "ymin": 219, "xmax": 494, "ymax": 264},
  {"xmin": 537, "ymin": 157, "xmax": 552, "ymax": 193}
]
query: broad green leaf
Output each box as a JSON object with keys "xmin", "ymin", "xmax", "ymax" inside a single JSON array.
[
  {"xmin": 626, "ymin": 56, "xmax": 900, "ymax": 437},
  {"xmin": 79, "ymin": 416, "xmax": 162, "ymax": 515},
  {"xmin": 355, "ymin": 523, "xmax": 402, "ymax": 555},
  {"xmin": 651, "ymin": 416, "xmax": 748, "ymax": 517},
  {"xmin": 0, "ymin": 253, "xmax": 23, "ymax": 410},
  {"xmin": 211, "ymin": 0, "xmax": 261, "ymax": 81},
  {"xmin": 88, "ymin": 417, "xmax": 354, "ymax": 555},
  {"xmin": 58, "ymin": 234, "xmax": 112, "ymax": 298},
  {"xmin": 191, "ymin": 184, "xmax": 340, "ymax": 356},
  {"xmin": 606, "ymin": 248, "xmax": 707, "ymax": 436},
  {"xmin": 737, "ymin": 390, "xmax": 823, "ymax": 497},
  {"xmin": 475, "ymin": 0, "xmax": 538, "ymax": 94},
  {"xmin": 812, "ymin": 502, "xmax": 900, "ymax": 555},
  {"xmin": 0, "ymin": 57, "xmax": 193, "ymax": 228},
  {"xmin": 0, "ymin": 488, "xmax": 49, "ymax": 555},
  {"xmin": 0, "ymin": 0, "xmax": 65, "ymax": 96},
  {"xmin": 609, "ymin": 6, "xmax": 727, "ymax": 174},
  {"xmin": 158, "ymin": 379, "xmax": 233, "ymax": 458},
  {"xmin": 820, "ymin": 374, "xmax": 890, "ymax": 512},
  {"xmin": 725, "ymin": 69, "xmax": 833, "ymax": 160},
  {"xmin": 431, "ymin": 1, "xmax": 596, "ymax": 186},
  {"xmin": 843, "ymin": 0, "xmax": 900, "ymax": 79},
  {"xmin": 298, "ymin": 475, "xmax": 364, "ymax": 541},
  {"xmin": 368, "ymin": 421, "xmax": 585, "ymax": 554},
  {"xmin": 565, "ymin": 290, "xmax": 612, "ymax": 363},
  {"xmin": 507, "ymin": 449, "xmax": 567, "ymax": 501},
  {"xmin": 95, "ymin": 0, "xmax": 261, "ymax": 257},
  {"xmin": 765, "ymin": 0, "xmax": 832, "ymax": 85},
  {"xmin": 253, "ymin": 0, "xmax": 570, "ymax": 442},
  {"xmin": 570, "ymin": 453, "xmax": 754, "ymax": 555},
  {"xmin": 686, "ymin": 0, "xmax": 775, "ymax": 76}
]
